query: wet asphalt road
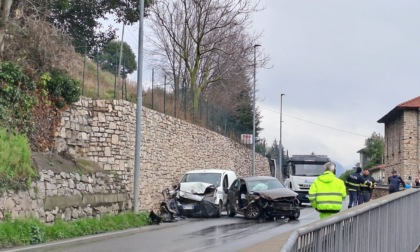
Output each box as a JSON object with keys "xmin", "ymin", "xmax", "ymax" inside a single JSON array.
[{"xmin": 3, "ymin": 204, "xmax": 321, "ymax": 252}]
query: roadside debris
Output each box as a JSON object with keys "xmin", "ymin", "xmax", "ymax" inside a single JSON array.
[
  {"xmin": 148, "ymin": 210, "xmax": 162, "ymax": 224},
  {"xmin": 156, "ymin": 183, "xmax": 220, "ymax": 220}
]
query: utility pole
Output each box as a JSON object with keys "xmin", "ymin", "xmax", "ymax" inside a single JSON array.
[
  {"xmin": 252, "ymin": 44, "xmax": 261, "ymax": 176},
  {"xmin": 133, "ymin": 0, "xmax": 145, "ymax": 213},
  {"xmin": 279, "ymin": 94, "xmax": 285, "ymax": 181},
  {"xmin": 117, "ymin": 24, "xmax": 125, "ymax": 99}
]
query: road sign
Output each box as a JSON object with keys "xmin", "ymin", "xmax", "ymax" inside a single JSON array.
[{"xmin": 241, "ymin": 134, "xmax": 253, "ymax": 144}]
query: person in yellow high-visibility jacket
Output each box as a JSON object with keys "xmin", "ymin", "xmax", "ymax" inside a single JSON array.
[{"xmin": 308, "ymin": 162, "xmax": 347, "ymax": 219}]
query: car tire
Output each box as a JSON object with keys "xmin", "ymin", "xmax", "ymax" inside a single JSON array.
[
  {"xmin": 244, "ymin": 203, "xmax": 262, "ymax": 220},
  {"xmin": 227, "ymin": 201, "xmax": 236, "ymax": 217},
  {"xmin": 289, "ymin": 209, "xmax": 300, "ymax": 220}
]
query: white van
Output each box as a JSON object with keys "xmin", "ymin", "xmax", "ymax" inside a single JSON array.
[{"xmin": 177, "ymin": 169, "xmax": 237, "ymax": 217}]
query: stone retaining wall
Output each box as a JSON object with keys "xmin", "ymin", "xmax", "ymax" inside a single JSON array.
[
  {"xmin": 372, "ymin": 186, "xmax": 389, "ymax": 200},
  {"xmin": 1, "ymin": 97, "xmax": 270, "ymax": 222},
  {"xmin": 0, "ymin": 170, "xmax": 131, "ymax": 222},
  {"xmin": 54, "ymin": 97, "xmax": 270, "ymax": 213}
]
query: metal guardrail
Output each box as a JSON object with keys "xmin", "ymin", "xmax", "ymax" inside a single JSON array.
[{"xmin": 281, "ymin": 188, "xmax": 420, "ymax": 252}]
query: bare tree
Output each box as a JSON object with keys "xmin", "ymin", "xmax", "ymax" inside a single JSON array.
[
  {"xmin": 1, "ymin": 1, "xmax": 79, "ymax": 77},
  {"xmin": 147, "ymin": 0, "xmax": 266, "ymax": 118},
  {"xmin": 0, "ymin": 0, "xmax": 13, "ymax": 58}
]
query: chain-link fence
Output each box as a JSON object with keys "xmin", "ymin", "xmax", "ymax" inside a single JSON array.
[
  {"xmin": 142, "ymin": 85, "xmax": 254, "ymax": 145},
  {"xmin": 79, "ymin": 59, "xmax": 266, "ymax": 154}
]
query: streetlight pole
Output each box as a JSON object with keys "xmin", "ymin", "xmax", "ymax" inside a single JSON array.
[
  {"xmin": 252, "ymin": 44, "xmax": 261, "ymax": 176},
  {"xmin": 133, "ymin": 0, "xmax": 145, "ymax": 213},
  {"xmin": 279, "ymin": 94, "xmax": 285, "ymax": 180}
]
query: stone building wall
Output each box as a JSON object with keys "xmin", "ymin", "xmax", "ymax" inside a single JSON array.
[
  {"xmin": 403, "ymin": 110, "xmax": 420, "ymax": 179},
  {"xmin": 384, "ymin": 109, "xmax": 420, "ymax": 182},
  {"xmin": 384, "ymin": 113, "xmax": 404, "ymax": 176},
  {"xmin": 3, "ymin": 96, "xmax": 267, "ymax": 222}
]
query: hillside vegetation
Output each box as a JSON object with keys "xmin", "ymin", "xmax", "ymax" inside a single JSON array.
[
  {"xmin": 0, "ymin": 212, "xmax": 150, "ymax": 249},
  {"xmin": 0, "ymin": 1, "xmax": 269, "ymax": 193}
]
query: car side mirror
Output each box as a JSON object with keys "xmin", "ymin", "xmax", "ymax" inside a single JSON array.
[{"xmin": 223, "ymin": 188, "xmax": 229, "ymax": 194}]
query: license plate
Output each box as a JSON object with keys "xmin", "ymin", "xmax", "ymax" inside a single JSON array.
[{"xmin": 183, "ymin": 204, "xmax": 193, "ymax": 210}]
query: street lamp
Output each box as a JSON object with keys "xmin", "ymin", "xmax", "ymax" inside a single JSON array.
[
  {"xmin": 278, "ymin": 94, "xmax": 285, "ymax": 180},
  {"xmin": 252, "ymin": 44, "xmax": 261, "ymax": 176},
  {"xmin": 133, "ymin": 0, "xmax": 145, "ymax": 213}
]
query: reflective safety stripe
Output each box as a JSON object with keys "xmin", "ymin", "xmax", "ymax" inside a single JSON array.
[
  {"xmin": 347, "ymin": 182, "xmax": 360, "ymax": 187},
  {"xmin": 310, "ymin": 192, "xmax": 343, "ymax": 196},
  {"xmin": 309, "ymin": 172, "xmax": 346, "ymax": 211},
  {"xmin": 316, "ymin": 201, "xmax": 343, "ymax": 205}
]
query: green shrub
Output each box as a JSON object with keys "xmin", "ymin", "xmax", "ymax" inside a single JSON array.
[
  {"xmin": 0, "ymin": 62, "xmax": 37, "ymax": 133},
  {"xmin": 45, "ymin": 69, "xmax": 81, "ymax": 108},
  {"xmin": 0, "ymin": 127, "xmax": 37, "ymax": 192},
  {"xmin": 0, "ymin": 212, "xmax": 150, "ymax": 248}
]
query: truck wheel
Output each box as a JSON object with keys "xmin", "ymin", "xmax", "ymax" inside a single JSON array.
[
  {"xmin": 227, "ymin": 201, "xmax": 236, "ymax": 217},
  {"xmin": 244, "ymin": 203, "xmax": 262, "ymax": 220}
]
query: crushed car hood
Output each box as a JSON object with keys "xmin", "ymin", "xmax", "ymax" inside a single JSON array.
[
  {"xmin": 179, "ymin": 182, "xmax": 216, "ymax": 201},
  {"xmin": 180, "ymin": 182, "xmax": 215, "ymax": 194},
  {"xmin": 255, "ymin": 188, "xmax": 298, "ymax": 200}
]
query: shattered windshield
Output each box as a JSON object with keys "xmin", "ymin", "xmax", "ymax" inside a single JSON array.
[
  {"xmin": 181, "ymin": 173, "xmax": 221, "ymax": 187},
  {"xmin": 247, "ymin": 179, "xmax": 284, "ymax": 192}
]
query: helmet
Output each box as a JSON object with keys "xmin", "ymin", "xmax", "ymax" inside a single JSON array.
[{"xmin": 324, "ymin": 162, "xmax": 336, "ymax": 174}]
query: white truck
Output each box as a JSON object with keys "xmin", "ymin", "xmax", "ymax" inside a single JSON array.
[{"xmin": 283, "ymin": 154, "xmax": 331, "ymax": 205}]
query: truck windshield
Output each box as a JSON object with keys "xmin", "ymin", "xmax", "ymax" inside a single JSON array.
[
  {"xmin": 294, "ymin": 164, "xmax": 325, "ymax": 176},
  {"xmin": 181, "ymin": 173, "xmax": 221, "ymax": 187}
]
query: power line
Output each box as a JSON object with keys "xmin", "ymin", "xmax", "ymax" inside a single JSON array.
[
  {"xmin": 124, "ymin": 26, "xmax": 139, "ymax": 49},
  {"xmin": 260, "ymin": 106, "xmax": 369, "ymax": 138}
]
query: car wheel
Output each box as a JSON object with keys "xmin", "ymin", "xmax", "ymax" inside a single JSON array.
[
  {"xmin": 289, "ymin": 209, "xmax": 300, "ymax": 220},
  {"xmin": 227, "ymin": 201, "xmax": 236, "ymax": 217},
  {"xmin": 244, "ymin": 203, "xmax": 262, "ymax": 220}
]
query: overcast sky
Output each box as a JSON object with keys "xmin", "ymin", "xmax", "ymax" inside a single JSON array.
[
  {"xmin": 112, "ymin": 0, "xmax": 420, "ymax": 169},
  {"xmin": 250, "ymin": 0, "xmax": 420, "ymax": 169}
]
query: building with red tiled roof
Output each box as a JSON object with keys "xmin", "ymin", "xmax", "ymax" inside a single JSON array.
[{"xmin": 377, "ymin": 96, "xmax": 420, "ymax": 182}]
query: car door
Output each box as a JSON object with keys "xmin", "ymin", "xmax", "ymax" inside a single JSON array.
[
  {"xmin": 221, "ymin": 174, "xmax": 229, "ymax": 207},
  {"xmin": 228, "ymin": 179, "xmax": 240, "ymax": 210}
]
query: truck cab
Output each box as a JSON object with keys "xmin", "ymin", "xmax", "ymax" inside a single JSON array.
[{"xmin": 283, "ymin": 155, "xmax": 330, "ymax": 205}]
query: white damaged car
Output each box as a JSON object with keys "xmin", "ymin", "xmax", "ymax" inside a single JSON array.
[{"xmin": 176, "ymin": 169, "xmax": 237, "ymax": 217}]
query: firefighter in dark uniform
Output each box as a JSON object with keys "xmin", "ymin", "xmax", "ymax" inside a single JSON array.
[
  {"xmin": 346, "ymin": 167, "xmax": 370, "ymax": 208},
  {"xmin": 359, "ymin": 168, "xmax": 376, "ymax": 203}
]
